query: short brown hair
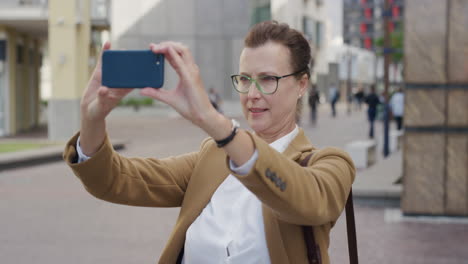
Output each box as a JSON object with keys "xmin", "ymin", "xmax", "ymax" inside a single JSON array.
[{"xmin": 244, "ymin": 20, "xmax": 312, "ymax": 79}]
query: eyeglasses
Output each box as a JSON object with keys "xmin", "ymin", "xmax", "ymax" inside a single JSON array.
[{"xmin": 230, "ymin": 68, "xmax": 307, "ymax": 95}]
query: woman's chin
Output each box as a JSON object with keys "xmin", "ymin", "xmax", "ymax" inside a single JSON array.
[{"xmin": 248, "ymin": 120, "xmax": 268, "ymax": 134}]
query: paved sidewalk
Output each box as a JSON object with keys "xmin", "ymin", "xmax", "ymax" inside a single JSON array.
[
  {"xmin": 0, "ymin": 128, "xmax": 126, "ymax": 171},
  {"xmin": 0, "ymin": 101, "xmax": 402, "ymax": 198},
  {"xmin": 1, "ymin": 101, "xmax": 467, "ymax": 264}
]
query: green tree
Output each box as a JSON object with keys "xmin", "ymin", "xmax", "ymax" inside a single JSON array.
[
  {"xmin": 374, "ymin": 30, "xmax": 404, "ymax": 63},
  {"xmin": 375, "ymin": 26, "xmax": 404, "ymax": 87}
]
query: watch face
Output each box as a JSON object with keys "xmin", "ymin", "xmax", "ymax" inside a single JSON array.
[{"xmin": 232, "ymin": 119, "xmax": 240, "ymax": 129}]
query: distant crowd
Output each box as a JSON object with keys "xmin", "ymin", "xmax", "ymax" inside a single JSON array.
[{"xmin": 307, "ymin": 83, "xmax": 405, "ymax": 138}]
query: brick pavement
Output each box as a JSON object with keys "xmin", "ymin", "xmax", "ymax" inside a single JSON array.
[{"xmin": 1, "ymin": 102, "xmax": 467, "ymax": 263}]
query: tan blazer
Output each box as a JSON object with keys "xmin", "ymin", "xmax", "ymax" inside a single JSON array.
[{"xmin": 63, "ymin": 128, "xmax": 355, "ymax": 264}]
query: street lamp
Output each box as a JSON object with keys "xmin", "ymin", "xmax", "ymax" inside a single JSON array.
[{"xmin": 382, "ymin": 0, "xmax": 391, "ymax": 157}]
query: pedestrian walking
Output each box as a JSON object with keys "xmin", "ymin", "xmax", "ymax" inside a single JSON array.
[
  {"xmin": 354, "ymin": 87, "xmax": 364, "ymax": 110},
  {"xmin": 364, "ymin": 84, "xmax": 381, "ymax": 139},
  {"xmin": 308, "ymin": 84, "xmax": 320, "ymax": 125},
  {"xmin": 208, "ymin": 87, "xmax": 223, "ymax": 113},
  {"xmin": 63, "ymin": 21, "xmax": 355, "ymax": 264},
  {"xmin": 390, "ymin": 87, "xmax": 404, "ymax": 131},
  {"xmin": 329, "ymin": 83, "xmax": 340, "ymax": 117}
]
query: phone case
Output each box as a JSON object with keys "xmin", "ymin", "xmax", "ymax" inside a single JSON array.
[{"xmin": 102, "ymin": 50, "xmax": 164, "ymax": 88}]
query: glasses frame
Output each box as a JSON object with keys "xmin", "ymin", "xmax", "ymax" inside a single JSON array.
[{"xmin": 230, "ymin": 68, "xmax": 307, "ymax": 95}]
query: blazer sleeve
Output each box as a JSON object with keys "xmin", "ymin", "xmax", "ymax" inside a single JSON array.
[
  {"xmin": 63, "ymin": 132, "xmax": 203, "ymax": 207},
  {"xmin": 229, "ymin": 131, "xmax": 356, "ymax": 226}
]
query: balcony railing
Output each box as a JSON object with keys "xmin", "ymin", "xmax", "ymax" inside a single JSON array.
[
  {"xmin": 91, "ymin": 0, "xmax": 111, "ymax": 26},
  {"xmin": 18, "ymin": 0, "xmax": 48, "ymax": 5},
  {"xmin": 0, "ymin": 0, "xmax": 48, "ymax": 7},
  {"xmin": 0, "ymin": 0, "xmax": 109, "ymax": 26}
]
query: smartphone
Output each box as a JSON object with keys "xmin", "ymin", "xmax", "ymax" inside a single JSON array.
[{"xmin": 102, "ymin": 50, "xmax": 164, "ymax": 88}]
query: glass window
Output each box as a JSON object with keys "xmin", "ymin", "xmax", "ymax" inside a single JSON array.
[
  {"xmin": 251, "ymin": 0, "xmax": 271, "ymax": 26},
  {"xmin": 303, "ymin": 16, "xmax": 315, "ymax": 43},
  {"xmin": 0, "ymin": 40, "xmax": 6, "ymax": 61},
  {"xmin": 315, "ymin": 21, "xmax": 323, "ymax": 49},
  {"xmin": 16, "ymin": 45, "xmax": 24, "ymax": 64}
]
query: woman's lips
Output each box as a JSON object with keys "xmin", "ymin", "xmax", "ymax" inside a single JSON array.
[
  {"xmin": 250, "ymin": 108, "xmax": 267, "ymax": 113},
  {"xmin": 249, "ymin": 108, "xmax": 268, "ymax": 116}
]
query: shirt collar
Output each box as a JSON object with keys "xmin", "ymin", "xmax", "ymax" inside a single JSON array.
[{"xmin": 269, "ymin": 125, "xmax": 299, "ymax": 153}]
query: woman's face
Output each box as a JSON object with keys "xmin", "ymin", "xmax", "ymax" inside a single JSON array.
[{"xmin": 238, "ymin": 41, "xmax": 307, "ymax": 141}]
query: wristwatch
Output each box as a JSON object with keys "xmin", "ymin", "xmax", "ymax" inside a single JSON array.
[{"xmin": 215, "ymin": 119, "xmax": 240, "ymax": 148}]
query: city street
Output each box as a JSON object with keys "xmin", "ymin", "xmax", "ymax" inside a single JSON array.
[
  {"xmin": 1, "ymin": 0, "xmax": 467, "ymax": 263},
  {"xmin": 1, "ymin": 103, "xmax": 467, "ymax": 263}
]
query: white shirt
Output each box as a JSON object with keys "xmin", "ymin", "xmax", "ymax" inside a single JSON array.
[
  {"xmin": 75, "ymin": 126, "xmax": 299, "ymax": 264},
  {"xmin": 390, "ymin": 92, "xmax": 404, "ymax": 117},
  {"xmin": 182, "ymin": 126, "xmax": 298, "ymax": 264}
]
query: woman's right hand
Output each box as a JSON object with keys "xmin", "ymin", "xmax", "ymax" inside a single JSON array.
[
  {"xmin": 79, "ymin": 42, "xmax": 133, "ymax": 156},
  {"xmin": 81, "ymin": 42, "xmax": 132, "ymax": 123}
]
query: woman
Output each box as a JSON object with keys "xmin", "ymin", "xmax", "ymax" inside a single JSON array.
[{"xmin": 64, "ymin": 21, "xmax": 355, "ymax": 264}]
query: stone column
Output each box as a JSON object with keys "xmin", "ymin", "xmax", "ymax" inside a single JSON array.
[
  {"xmin": 48, "ymin": 0, "xmax": 90, "ymax": 140},
  {"xmin": 402, "ymin": 0, "xmax": 468, "ymax": 215},
  {"xmin": 32, "ymin": 39, "xmax": 42, "ymax": 128},
  {"xmin": 6, "ymin": 28, "xmax": 17, "ymax": 134}
]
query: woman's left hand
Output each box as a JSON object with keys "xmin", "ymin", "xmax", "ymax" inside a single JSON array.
[
  {"xmin": 143, "ymin": 42, "xmax": 255, "ymax": 166},
  {"xmin": 140, "ymin": 42, "xmax": 220, "ymax": 129}
]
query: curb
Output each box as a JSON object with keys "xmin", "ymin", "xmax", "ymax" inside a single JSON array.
[
  {"xmin": 352, "ymin": 187, "xmax": 402, "ymax": 199},
  {"xmin": 0, "ymin": 141, "xmax": 126, "ymax": 171}
]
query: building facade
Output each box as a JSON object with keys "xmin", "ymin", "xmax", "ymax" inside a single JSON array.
[
  {"xmin": 111, "ymin": 0, "xmax": 251, "ymax": 101},
  {"xmin": 272, "ymin": 0, "xmax": 376, "ymax": 101},
  {"xmin": 0, "ymin": 0, "xmax": 110, "ymax": 139},
  {"xmin": 343, "ymin": 0, "xmax": 404, "ymax": 51},
  {"xmin": 342, "ymin": 0, "xmax": 405, "ymax": 96},
  {"xmin": 0, "ymin": 0, "xmax": 46, "ymax": 136}
]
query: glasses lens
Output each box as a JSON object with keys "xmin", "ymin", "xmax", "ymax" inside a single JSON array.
[
  {"xmin": 232, "ymin": 75, "xmax": 251, "ymax": 93},
  {"xmin": 258, "ymin": 76, "xmax": 278, "ymax": 94},
  {"xmin": 231, "ymin": 75, "xmax": 278, "ymax": 94}
]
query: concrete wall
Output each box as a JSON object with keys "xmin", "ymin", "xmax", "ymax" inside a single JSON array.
[
  {"xmin": 47, "ymin": 0, "xmax": 91, "ymax": 140},
  {"xmin": 111, "ymin": 0, "xmax": 251, "ymax": 100},
  {"xmin": 402, "ymin": 0, "xmax": 468, "ymax": 216}
]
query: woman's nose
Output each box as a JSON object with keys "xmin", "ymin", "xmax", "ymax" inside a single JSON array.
[{"xmin": 247, "ymin": 82, "xmax": 261, "ymax": 99}]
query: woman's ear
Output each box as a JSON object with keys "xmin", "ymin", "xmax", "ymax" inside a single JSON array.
[{"xmin": 298, "ymin": 74, "xmax": 309, "ymax": 96}]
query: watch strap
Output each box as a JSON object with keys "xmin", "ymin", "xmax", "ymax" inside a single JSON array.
[{"xmin": 215, "ymin": 119, "xmax": 239, "ymax": 148}]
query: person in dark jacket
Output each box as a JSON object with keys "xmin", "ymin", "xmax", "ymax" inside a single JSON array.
[
  {"xmin": 354, "ymin": 87, "xmax": 364, "ymax": 110},
  {"xmin": 364, "ymin": 85, "xmax": 381, "ymax": 139},
  {"xmin": 308, "ymin": 84, "xmax": 320, "ymax": 125}
]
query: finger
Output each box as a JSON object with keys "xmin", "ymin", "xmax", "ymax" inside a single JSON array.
[
  {"xmin": 167, "ymin": 42, "xmax": 194, "ymax": 64},
  {"xmin": 111, "ymin": 88, "xmax": 133, "ymax": 100},
  {"xmin": 152, "ymin": 42, "xmax": 194, "ymax": 67},
  {"xmin": 158, "ymin": 41, "xmax": 195, "ymax": 68},
  {"xmin": 140, "ymin": 87, "xmax": 173, "ymax": 105},
  {"xmin": 95, "ymin": 41, "xmax": 111, "ymax": 71},
  {"xmin": 98, "ymin": 87, "xmax": 132, "ymax": 104},
  {"xmin": 97, "ymin": 86, "xmax": 109, "ymax": 98},
  {"xmin": 152, "ymin": 44, "xmax": 191, "ymax": 81}
]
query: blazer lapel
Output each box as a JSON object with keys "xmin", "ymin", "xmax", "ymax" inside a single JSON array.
[
  {"xmin": 283, "ymin": 128, "xmax": 314, "ymax": 161},
  {"xmin": 180, "ymin": 142, "xmax": 231, "ymax": 218},
  {"xmin": 263, "ymin": 128, "xmax": 314, "ymax": 264}
]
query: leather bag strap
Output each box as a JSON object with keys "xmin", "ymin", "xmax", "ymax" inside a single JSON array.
[
  {"xmin": 300, "ymin": 153, "xmax": 321, "ymax": 264},
  {"xmin": 300, "ymin": 152, "xmax": 358, "ymax": 264},
  {"xmin": 345, "ymin": 189, "xmax": 358, "ymax": 264}
]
